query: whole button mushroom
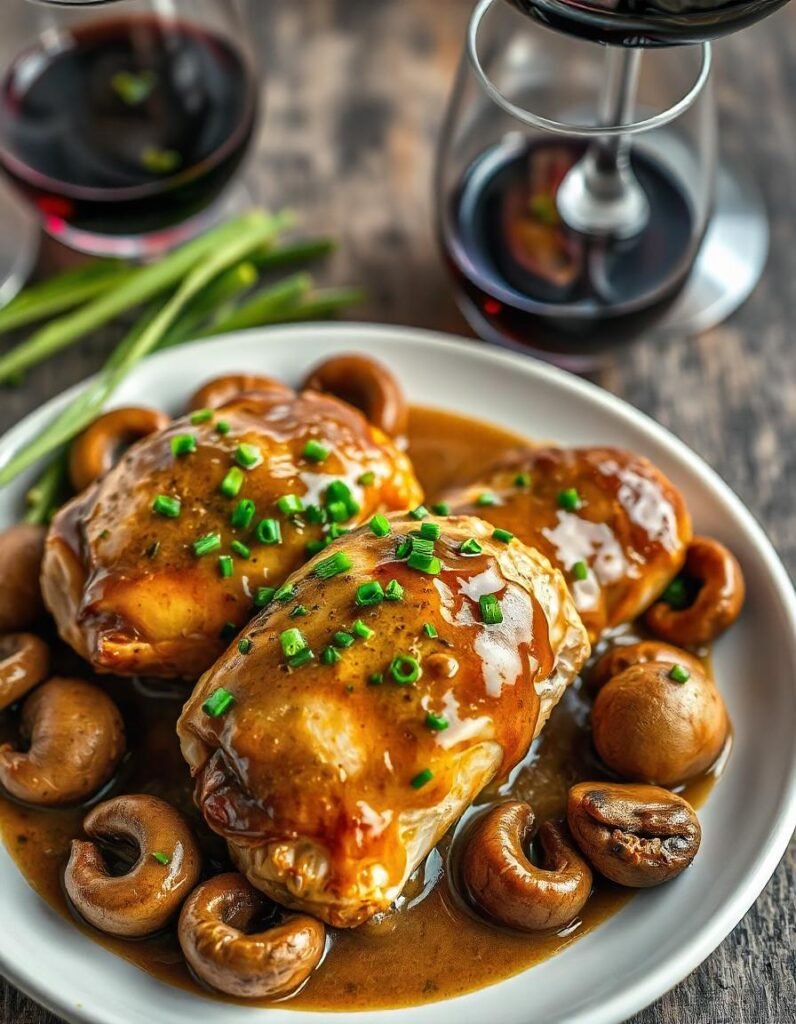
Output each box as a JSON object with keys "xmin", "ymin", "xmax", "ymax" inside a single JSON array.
[
  {"xmin": 588, "ymin": 639, "xmax": 704, "ymax": 694},
  {"xmin": 301, "ymin": 354, "xmax": 410, "ymax": 437},
  {"xmin": 68, "ymin": 406, "xmax": 171, "ymax": 492},
  {"xmin": 178, "ymin": 873, "xmax": 326, "ymax": 998},
  {"xmin": 187, "ymin": 374, "xmax": 293, "ymax": 411},
  {"xmin": 591, "ymin": 660, "xmax": 728, "ymax": 787},
  {"xmin": 567, "ymin": 782, "xmax": 701, "ymax": 887},
  {"xmin": 460, "ymin": 802, "xmax": 593, "ymax": 931},
  {"xmin": 0, "ymin": 525, "xmax": 47, "ymax": 633},
  {"xmin": 0, "ymin": 634, "xmax": 50, "ymax": 711},
  {"xmin": 65, "ymin": 794, "xmax": 202, "ymax": 938}
]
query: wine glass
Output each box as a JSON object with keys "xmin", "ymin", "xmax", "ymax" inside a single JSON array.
[{"xmin": 0, "ymin": 0, "xmax": 259, "ymax": 269}]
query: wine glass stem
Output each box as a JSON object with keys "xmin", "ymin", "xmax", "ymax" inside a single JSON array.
[{"xmin": 556, "ymin": 48, "xmax": 650, "ymax": 239}]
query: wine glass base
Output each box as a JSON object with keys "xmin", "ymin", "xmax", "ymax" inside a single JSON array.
[
  {"xmin": 0, "ymin": 180, "xmax": 39, "ymax": 310},
  {"xmin": 656, "ymin": 159, "xmax": 768, "ymax": 336},
  {"xmin": 41, "ymin": 180, "xmax": 257, "ymax": 262}
]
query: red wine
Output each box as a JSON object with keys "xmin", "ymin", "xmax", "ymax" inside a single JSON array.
[
  {"xmin": 506, "ymin": 0, "xmax": 789, "ymax": 46},
  {"xmin": 0, "ymin": 17, "xmax": 257, "ymax": 237},
  {"xmin": 440, "ymin": 140, "xmax": 698, "ymax": 362}
]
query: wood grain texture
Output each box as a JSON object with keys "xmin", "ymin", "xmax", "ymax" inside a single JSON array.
[{"xmin": 0, "ymin": 1, "xmax": 793, "ymax": 1021}]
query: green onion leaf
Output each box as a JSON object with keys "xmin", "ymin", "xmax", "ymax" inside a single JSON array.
[
  {"xmin": 395, "ymin": 537, "xmax": 412, "ymax": 559},
  {"xmin": 514, "ymin": 472, "xmax": 531, "ymax": 488},
  {"xmin": 669, "ymin": 664, "xmax": 690, "ymax": 684},
  {"xmin": 202, "ymin": 687, "xmax": 235, "ymax": 717},
  {"xmin": 193, "ymin": 532, "xmax": 222, "ymax": 557},
  {"xmin": 425, "ymin": 712, "xmax": 448, "ymax": 731},
  {"xmin": 352, "ymin": 619, "xmax": 374, "ymax": 640},
  {"xmin": 289, "ymin": 604, "xmax": 308, "ymax": 618},
  {"xmin": 492, "ymin": 528, "xmax": 514, "ymax": 544},
  {"xmin": 235, "ymin": 443, "xmax": 262, "ymax": 469},
  {"xmin": 277, "ymin": 493, "xmax": 304, "ymax": 516},
  {"xmin": 219, "ymin": 466, "xmax": 245, "ymax": 498},
  {"xmin": 238, "ymin": 638, "xmax": 253, "ymax": 655},
  {"xmin": 315, "ymin": 551, "xmax": 353, "ymax": 580},
  {"xmin": 356, "ymin": 580, "xmax": 385, "ymax": 606},
  {"xmin": 407, "ymin": 552, "xmax": 441, "ymax": 574},
  {"xmin": 479, "ymin": 593, "xmax": 503, "ymax": 625},
  {"xmin": 420, "ymin": 521, "xmax": 441, "ymax": 541},
  {"xmin": 410, "ymin": 768, "xmax": 433, "ymax": 789},
  {"xmin": 358, "ymin": 471, "xmax": 376, "ymax": 486},
  {"xmin": 389, "ymin": 654, "xmax": 420, "ymax": 685},
  {"xmin": 368, "ymin": 672, "xmax": 383, "ymax": 685},
  {"xmin": 572, "ymin": 560, "xmax": 588, "ymax": 581},
  {"xmin": 385, "ymin": 579, "xmax": 404, "ymax": 602},
  {"xmin": 410, "ymin": 536, "xmax": 435, "ymax": 558},
  {"xmin": 151, "ymin": 851, "xmax": 171, "ymax": 865},
  {"xmin": 431, "ymin": 502, "xmax": 450, "ymax": 516},
  {"xmin": 218, "ymin": 555, "xmax": 234, "ymax": 579},
  {"xmin": 333, "ymin": 631, "xmax": 355, "ymax": 649},
  {"xmin": 231, "ymin": 498, "xmax": 256, "ymax": 529},
  {"xmin": 171, "ymin": 433, "xmax": 197, "ymax": 457},
  {"xmin": 152, "ymin": 494, "xmax": 181, "ymax": 519},
  {"xmin": 190, "ymin": 409, "xmax": 213, "ymax": 425},
  {"xmin": 460, "ymin": 538, "xmax": 482, "ymax": 556},
  {"xmin": 303, "ymin": 439, "xmax": 330, "ymax": 463},
  {"xmin": 305, "ymin": 504, "xmax": 327, "ymax": 525},
  {"xmin": 306, "ymin": 538, "xmax": 329, "ymax": 555},
  {"xmin": 287, "ymin": 647, "xmax": 314, "ymax": 668},
  {"xmin": 476, "ymin": 492, "xmax": 497, "ymax": 507},
  {"xmin": 215, "ymin": 420, "xmax": 231, "ymax": 436},
  {"xmin": 410, "ymin": 505, "xmax": 430, "ymax": 520},
  {"xmin": 423, "ymin": 622, "xmax": 438, "ymax": 638},
  {"xmin": 321, "ymin": 645, "xmax": 341, "ymax": 665},
  {"xmin": 253, "ymin": 586, "xmax": 276, "ymax": 608},
  {"xmin": 220, "ymin": 622, "xmax": 238, "ymax": 642},
  {"xmin": 557, "ymin": 488, "xmax": 582, "ymax": 511},
  {"xmin": 281, "ymin": 627, "xmax": 308, "ymax": 659},
  {"xmin": 230, "ymin": 540, "xmax": 251, "ymax": 559},
  {"xmin": 369, "ymin": 514, "xmax": 391, "ymax": 538},
  {"xmin": 256, "ymin": 518, "xmax": 282, "ymax": 545},
  {"xmin": 274, "ymin": 583, "xmax": 296, "ymax": 603},
  {"xmin": 661, "ymin": 577, "xmax": 690, "ymax": 610}
]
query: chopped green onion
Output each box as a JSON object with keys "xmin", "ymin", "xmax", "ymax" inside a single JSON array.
[
  {"xmin": 219, "ymin": 466, "xmax": 245, "ymax": 498},
  {"xmin": 253, "ymin": 586, "xmax": 276, "ymax": 608},
  {"xmin": 215, "ymin": 420, "xmax": 231, "ymax": 435},
  {"xmin": 407, "ymin": 552, "xmax": 441, "ymax": 574},
  {"xmin": 431, "ymin": 502, "xmax": 450, "ymax": 516},
  {"xmin": 256, "ymin": 518, "xmax": 282, "ymax": 545},
  {"xmin": 558, "ymin": 488, "xmax": 582, "ymax": 511},
  {"xmin": 358, "ymin": 471, "xmax": 376, "ymax": 486},
  {"xmin": 423, "ymin": 622, "xmax": 438, "ymax": 638},
  {"xmin": 146, "ymin": 541, "xmax": 160, "ymax": 559},
  {"xmin": 288, "ymin": 647, "xmax": 314, "ymax": 668},
  {"xmin": 333, "ymin": 631, "xmax": 355, "ymax": 649},
  {"xmin": 238, "ymin": 638, "xmax": 253, "ymax": 655},
  {"xmin": 572, "ymin": 560, "xmax": 589, "ymax": 581},
  {"xmin": 277, "ymin": 493, "xmax": 304, "ymax": 516},
  {"xmin": 425, "ymin": 712, "xmax": 448, "ymax": 731},
  {"xmin": 151, "ymin": 851, "xmax": 171, "ymax": 865},
  {"xmin": 389, "ymin": 654, "xmax": 420, "ymax": 685},
  {"xmin": 220, "ymin": 622, "xmax": 237, "ymax": 642},
  {"xmin": 353, "ymin": 619, "xmax": 374, "ymax": 640},
  {"xmin": 321, "ymin": 645, "xmax": 341, "ymax": 665},
  {"xmin": 306, "ymin": 538, "xmax": 329, "ymax": 555},
  {"xmin": 218, "ymin": 555, "xmax": 234, "ymax": 579},
  {"xmin": 385, "ymin": 579, "xmax": 404, "ymax": 602},
  {"xmin": 410, "ymin": 768, "xmax": 433, "ymax": 789},
  {"xmin": 190, "ymin": 409, "xmax": 213, "ymax": 425},
  {"xmin": 152, "ymin": 494, "xmax": 181, "ymax": 518},
  {"xmin": 669, "ymin": 664, "xmax": 690, "ymax": 684},
  {"xmin": 235, "ymin": 443, "xmax": 262, "ymax": 469},
  {"xmin": 202, "ymin": 687, "xmax": 235, "ymax": 717},
  {"xmin": 410, "ymin": 505, "xmax": 430, "ymax": 520},
  {"xmin": 368, "ymin": 672, "xmax": 383, "ymax": 685},
  {"xmin": 326, "ymin": 480, "xmax": 360, "ymax": 517},
  {"xmin": 514, "ymin": 472, "xmax": 531, "ymax": 488},
  {"xmin": 356, "ymin": 581, "xmax": 385, "ymax": 606},
  {"xmin": 492, "ymin": 528, "xmax": 514, "ymax": 544},
  {"xmin": 460, "ymin": 538, "xmax": 483, "ymax": 556},
  {"xmin": 661, "ymin": 577, "xmax": 690, "ymax": 609},
  {"xmin": 370, "ymin": 514, "xmax": 391, "ymax": 538},
  {"xmin": 303, "ymin": 439, "xmax": 330, "ymax": 463},
  {"xmin": 171, "ymin": 433, "xmax": 197, "ymax": 457},
  {"xmin": 315, "ymin": 551, "xmax": 353, "ymax": 579},
  {"xmin": 476, "ymin": 492, "xmax": 497, "ymax": 507},
  {"xmin": 305, "ymin": 504, "xmax": 327, "ymax": 525},
  {"xmin": 420, "ymin": 521, "xmax": 441, "ymax": 541},
  {"xmin": 479, "ymin": 593, "xmax": 503, "ymax": 625},
  {"xmin": 281, "ymin": 627, "xmax": 308, "ymax": 659},
  {"xmin": 290, "ymin": 604, "xmax": 308, "ymax": 618},
  {"xmin": 231, "ymin": 498, "xmax": 256, "ymax": 529},
  {"xmin": 327, "ymin": 500, "xmax": 349, "ymax": 523},
  {"xmin": 395, "ymin": 537, "xmax": 412, "ymax": 559},
  {"xmin": 411, "ymin": 536, "xmax": 435, "ymax": 558},
  {"xmin": 193, "ymin": 532, "xmax": 222, "ymax": 557},
  {"xmin": 274, "ymin": 583, "xmax": 296, "ymax": 603},
  {"xmin": 231, "ymin": 540, "xmax": 251, "ymax": 559}
]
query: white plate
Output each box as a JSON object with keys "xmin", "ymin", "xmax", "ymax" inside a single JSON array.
[{"xmin": 0, "ymin": 324, "xmax": 794, "ymax": 1024}]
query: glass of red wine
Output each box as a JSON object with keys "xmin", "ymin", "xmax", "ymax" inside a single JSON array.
[
  {"xmin": 0, "ymin": 0, "xmax": 259, "ymax": 262},
  {"xmin": 436, "ymin": 0, "xmax": 717, "ymax": 370}
]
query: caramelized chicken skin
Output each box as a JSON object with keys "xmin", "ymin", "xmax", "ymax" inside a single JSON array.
[
  {"xmin": 42, "ymin": 389, "xmax": 422, "ymax": 679},
  {"xmin": 443, "ymin": 447, "xmax": 691, "ymax": 639},
  {"xmin": 178, "ymin": 514, "xmax": 589, "ymax": 927}
]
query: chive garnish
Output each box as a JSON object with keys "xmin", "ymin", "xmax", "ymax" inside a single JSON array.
[
  {"xmin": 385, "ymin": 579, "xmax": 404, "ymax": 602},
  {"xmin": 315, "ymin": 551, "xmax": 353, "ymax": 579},
  {"xmin": 479, "ymin": 593, "xmax": 503, "ymax": 625},
  {"xmin": 220, "ymin": 622, "xmax": 238, "ymax": 642},
  {"xmin": 411, "ymin": 536, "xmax": 435, "ymax": 558},
  {"xmin": 303, "ymin": 439, "xmax": 330, "ymax": 463},
  {"xmin": 395, "ymin": 537, "xmax": 412, "ymax": 559},
  {"xmin": 322, "ymin": 645, "xmax": 341, "ymax": 665},
  {"xmin": 492, "ymin": 528, "xmax": 514, "ymax": 544},
  {"xmin": 558, "ymin": 488, "xmax": 581, "ymax": 511},
  {"xmin": 669, "ymin": 664, "xmax": 690, "ymax": 684},
  {"xmin": 368, "ymin": 672, "xmax": 383, "ymax": 685},
  {"xmin": 662, "ymin": 577, "xmax": 690, "ymax": 609},
  {"xmin": 420, "ymin": 521, "xmax": 441, "ymax": 541},
  {"xmin": 476, "ymin": 492, "xmax": 497, "ymax": 507},
  {"xmin": 287, "ymin": 647, "xmax": 314, "ymax": 668},
  {"xmin": 235, "ymin": 443, "xmax": 262, "ymax": 469},
  {"xmin": 190, "ymin": 408, "xmax": 213, "ymax": 425},
  {"xmin": 326, "ymin": 479, "xmax": 359, "ymax": 517},
  {"xmin": 202, "ymin": 687, "xmax": 234, "ymax": 717},
  {"xmin": 425, "ymin": 712, "xmax": 448, "ymax": 731},
  {"xmin": 407, "ymin": 552, "xmax": 441, "ymax": 574},
  {"xmin": 256, "ymin": 518, "xmax": 282, "ymax": 545},
  {"xmin": 280, "ymin": 627, "xmax": 308, "ymax": 659},
  {"xmin": 218, "ymin": 555, "xmax": 234, "ymax": 579},
  {"xmin": 353, "ymin": 619, "xmax": 374, "ymax": 640},
  {"xmin": 460, "ymin": 538, "xmax": 482, "ymax": 556},
  {"xmin": 215, "ymin": 420, "xmax": 231, "ymax": 435},
  {"xmin": 305, "ymin": 504, "xmax": 327, "ymax": 525},
  {"xmin": 389, "ymin": 654, "xmax": 420, "ymax": 685},
  {"xmin": 333, "ymin": 631, "xmax": 355, "ymax": 649},
  {"xmin": 358, "ymin": 471, "xmax": 376, "ymax": 486},
  {"xmin": 152, "ymin": 494, "xmax": 181, "ymax": 518},
  {"xmin": 231, "ymin": 540, "xmax": 251, "ymax": 559},
  {"xmin": 356, "ymin": 581, "xmax": 385, "ymax": 606},
  {"xmin": 171, "ymin": 433, "xmax": 197, "ymax": 457},
  {"xmin": 253, "ymin": 586, "xmax": 276, "ymax": 608},
  {"xmin": 431, "ymin": 502, "xmax": 450, "ymax": 516},
  {"xmin": 306, "ymin": 538, "xmax": 329, "ymax": 555},
  {"xmin": 410, "ymin": 505, "xmax": 430, "ymax": 520},
  {"xmin": 238, "ymin": 637, "xmax": 252, "ymax": 654},
  {"xmin": 231, "ymin": 498, "xmax": 256, "ymax": 529},
  {"xmin": 277, "ymin": 494, "xmax": 304, "ymax": 516},
  {"xmin": 370, "ymin": 514, "xmax": 390, "ymax": 538},
  {"xmin": 572, "ymin": 560, "xmax": 588, "ymax": 581},
  {"xmin": 274, "ymin": 583, "xmax": 296, "ymax": 603},
  {"xmin": 514, "ymin": 472, "xmax": 531, "ymax": 487},
  {"xmin": 423, "ymin": 622, "xmax": 438, "ymax": 638},
  {"xmin": 151, "ymin": 851, "xmax": 171, "ymax": 865},
  {"xmin": 289, "ymin": 604, "xmax": 308, "ymax": 618},
  {"xmin": 193, "ymin": 532, "xmax": 222, "ymax": 557},
  {"xmin": 219, "ymin": 466, "xmax": 245, "ymax": 498},
  {"xmin": 410, "ymin": 768, "xmax": 433, "ymax": 789},
  {"xmin": 326, "ymin": 500, "xmax": 348, "ymax": 523}
]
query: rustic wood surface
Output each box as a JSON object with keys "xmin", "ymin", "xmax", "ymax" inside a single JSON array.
[{"xmin": 0, "ymin": 0, "xmax": 794, "ymax": 1021}]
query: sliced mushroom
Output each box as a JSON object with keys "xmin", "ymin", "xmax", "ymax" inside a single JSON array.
[
  {"xmin": 589, "ymin": 640, "xmax": 704, "ymax": 694},
  {"xmin": 69, "ymin": 406, "xmax": 171, "ymax": 492},
  {"xmin": 301, "ymin": 354, "xmax": 409, "ymax": 437},
  {"xmin": 460, "ymin": 802, "xmax": 592, "ymax": 931},
  {"xmin": 0, "ymin": 634, "xmax": 49, "ymax": 711},
  {"xmin": 0, "ymin": 525, "xmax": 46, "ymax": 632},
  {"xmin": 0, "ymin": 677, "xmax": 125, "ymax": 805},
  {"xmin": 567, "ymin": 782, "xmax": 701, "ymax": 887},
  {"xmin": 591, "ymin": 660, "xmax": 728, "ymax": 786},
  {"xmin": 187, "ymin": 374, "xmax": 293, "ymax": 412},
  {"xmin": 645, "ymin": 536, "xmax": 745, "ymax": 647},
  {"xmin": 178, "ymin": 873, "xmax": 326, "ymax": 998},
  {"xmin": 65, "ymin": 794, "xmax": 202, "ymax": 938}
]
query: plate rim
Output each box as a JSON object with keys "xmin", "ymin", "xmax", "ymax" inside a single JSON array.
[{"xmin": 0, "ymin": 321, "xmax": 794, "ymax": 1024}]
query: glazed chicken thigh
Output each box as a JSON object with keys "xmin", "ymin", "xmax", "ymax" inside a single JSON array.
[
  {"xmin": 42, "ymin": 388, "xmax": 422, "ymax": 678},
  {"xmin": 178, "ymin": 514, "xmax": 589, "ymax": 927},
  {"xmin": 442, "ymin": 447, "xmax": 691, "ymax": 640}
]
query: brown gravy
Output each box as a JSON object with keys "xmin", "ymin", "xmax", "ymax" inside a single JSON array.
[{"xmin": 0, "ymin": 405, "xmax": 722, "ymax": 1010}]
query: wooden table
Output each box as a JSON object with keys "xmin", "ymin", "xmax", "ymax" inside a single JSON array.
[{"xmin": 1, "ymin": 1, "xmax": 794, "ymax": 1021}]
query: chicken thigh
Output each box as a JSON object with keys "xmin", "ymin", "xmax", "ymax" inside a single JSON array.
[
  {"xmin": 178, "ymin": 514, "xmax": 589, "ymax": 927},
  {"xmin": 42, "ymin": 389, "xmax": 422, "ymax": 679},
  {"xmin": 442, "ymin": 447, "xmax": 691, "ymax": 640}
]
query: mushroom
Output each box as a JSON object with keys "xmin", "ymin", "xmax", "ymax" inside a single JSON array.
[
  {"xmin": 645, "ymin": 536, "xmax": 745, "ymax": 647},
  {"xmin": 567, "ymin": 781, "xmax": 701, "ymax": 887},
  {"xmin": 460, "ymin": 802, "xmax": 592, "ymax": 931},
  {"xmin": 301, "ymin": 354, "xmax": 409, "ymax": 437},
  {"xmin": 187, "ymin": 374, "xmax": 293, "ymax": 411},
  {"xmin": 65, "ymin": 794, "xmax": 202, "ymax": 938},
  {"xmin": 591, "ymin": 660, "xmax": 728, "ymax": 786},
  {"xmin": 0, "ymin": 524, "xmax": 46, "ymax": 632},
  {"xmin": 0, "ymin": 677, "xmax": 125, "ymax": 805},
  {"xmin": 589, "ymin": 639, "xmax": 704, "ymax": 693},
  {"xmin": 69, "ymin": 406, "xmax": 171, "ymax": 492},
  {"xmin": 178, "ymin": 873, "xmax": 326, "ymax": 998},
  {"xmin": 0, "ymin": 634, "xmax": 50, "ymax": 711}
]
